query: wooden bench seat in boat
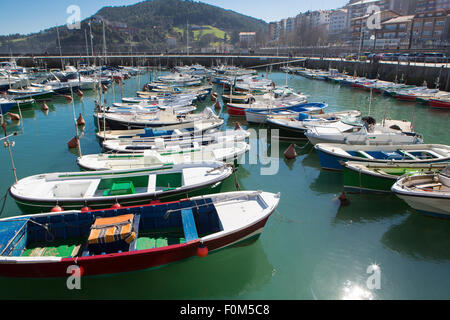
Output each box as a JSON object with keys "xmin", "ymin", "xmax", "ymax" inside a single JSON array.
[{"xmin": 415, "ymin": 183, "xmax": 443, "ymax": 190}]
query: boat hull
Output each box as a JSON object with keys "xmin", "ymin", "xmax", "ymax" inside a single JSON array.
[
  {"xmin": 0, "ymin": 207, "xmax": 273, "ymax": 278},
  {"xmin": 343, "ymin": 166, "xmax": 397, "ymax": 193},
  {"xmin": 11, "ymin": 181, "xmax": 228, "ymax": 214},
  {"xmin": 393, "ymin": 192, "xmax": 450, "ymax": 218}
]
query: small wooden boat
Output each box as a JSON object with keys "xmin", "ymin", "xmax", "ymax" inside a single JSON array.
[
  {"xmin": 221, "ymin": 93, "xmax": 252, "ymax": 104},
  {"xmin": 315, "ymin": 143, "xmax": 450, "ymax": 171},
  {"xmin": 9, "ymin": 161, "xmax": 233, "ymax": 213},
  {"xmin": 77, "ymin": 141, "xmax": 250, "ymax": 170},
  {"xmin": 0, "ymin": 98, "xmax": 35, "ymax": 114},
  {"xmin": 305, "ymin": 118, "xmax": 423, "ymax": 146},
  {"xmin": 429, "ymin": 97, "xmax": 450, "ymax": 109},
  {"xmin": 342, "ymin": 162, "xmax": 449, "ymax": 193},
  {"xmin": 95, "ymin": 118, "xmax": 226, "ymax": 143},
  {"xmin": 266, "ymin": 111, "xmax": 362, "ymax": 140},
  {"xmin": 102, "ymin": 130, "xmax": 250, "ymax": 153},
  {"xmin": 245, "ymin": 103, "xmax": 329, "ymax": 124},
  {"xmin": 392, "ymin": 166, "xmax": 450, "ymax": 218},
  {"xmin": 0, "ymin": 190, "xmax": 280, "ymax": 277},
  {"xmin": 103, "ymin": 107, "xmax": 220, "ymax": 130},
  {"xmin": 7, "ymin": 87, "xmax": 54, "ymax": 101}
]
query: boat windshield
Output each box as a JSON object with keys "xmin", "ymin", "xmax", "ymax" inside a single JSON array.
[{"xmin": 341, "ymin": 116, "xmax": 363, "ymax": 127}]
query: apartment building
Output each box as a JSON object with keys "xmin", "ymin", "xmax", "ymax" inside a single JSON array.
[
  {"xmin": 411, "ymin": 8, "xmax": 450, "ymax": 47},
  {"xmin": 416, "ymin": 0, "xmax": 450, "ymax": 12},
  {"xmin": 330, "ymin": 8, "xmax": 349, "ymax": 34}
]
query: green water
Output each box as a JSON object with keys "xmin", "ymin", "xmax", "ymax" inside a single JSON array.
[{"xmin": 0, "ymin": 72, "xmax": 449, "ymax": 300}]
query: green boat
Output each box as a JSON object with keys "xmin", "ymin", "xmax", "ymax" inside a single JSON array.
[
  {"xmin": 9, "ymin": 161, "xmax": 233, "ymax": 214},
  {"xmin": 7, "ymin": 88, "xmax": 54, "ymax": 101},
  {"xmin": 342, "ymin": 162, "xmax": 449, "ymax": 193}
]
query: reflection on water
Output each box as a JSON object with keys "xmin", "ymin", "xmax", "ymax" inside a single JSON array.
[
  {"xmin": 340, "ymin": 280, "xmax": 374, "ymax": 300},
  {"xmin": 381, "ymin": 213, "xmax": 450, "ymax": 261},
  {"xmin": 334, "ymin": 193, "xmax": 408, "ymax": 224},
  {"xmin": 0, "ymin": 239, "xmax": 274, "ymax": 300}
]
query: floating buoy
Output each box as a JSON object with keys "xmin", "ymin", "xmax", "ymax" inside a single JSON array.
[
  {"xmin": 142, "ymin": 85, "xmax": 148, "ymax": 92},
  {"xmin": 214, "ymin": 100, "xmax": 221, "ymax": 109},
  {"xmin": 67, "ymin": 136, "xmax": 79, "ymax": 149},
  {"xmin": 64, "ymin": 95, "xmax": 73, "ymax": 101},
  {"xmin": 102, "ymin": 84, "xmax": 108, "ymax": 92},
  {"xmin": 51, "ymin": 205, "xmax": 64, "ymax": 212},
  {"xmin": 77, "ymin": 113, "xmax": 85, "ymax": 126},
  {"xmin": 338, "ymin": 191, "xmax": 350, "ymax": 207},
  {"xmin": 235, "ymin": 121, "xmax": 242, "ymax": 130},
  {"xmin": 197, "ymin": 244, "xmax": 208, "ymax": 258},
  {"xmin": 77, "ymin": 89, "xmax": 84, "ymax": 97},
  {"xmin": 42, "ymin": 103, "xmax": 49, "ymax": 111},
  {"xmin": 211, "ymin": 93, "xmax": 217, "ymax": 102},
  {"xmin": 8, "ymin": 112, "xmax": 20, "ymax": 121},
  {"xmin": 81, "ymin": 206, "xmax": 91, "ymax": 213},
  {"xmin": 284, "ymin": 144, "xmax": 297, "ymax": 160},
  {"xmin": 111, "ymin": 203, "xmax": 122, "ymax": 210}
]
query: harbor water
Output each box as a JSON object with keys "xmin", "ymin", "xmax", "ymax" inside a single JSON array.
[{"xmin": 0, "ymin": 71, "xmax": 449, "ymax": 299}]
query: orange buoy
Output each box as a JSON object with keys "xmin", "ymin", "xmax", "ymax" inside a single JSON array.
[
  {"xmin": 67, "ymin": 136, "xmax": 79, "ymax": 149},
  {"xmin": 111, "ymin": 203, "xmax": 122, "ymax": 210},
  {"xmin": 64, "ymin": 95, "xmax": 73, "ymax": 101},
  {"xmin": 284, "ymin": 144, "xmax": 297, "ymax": 160},
  {"xmin": 42, "ymin": 103, "xmax": 49, "ymax": 111},
  {"xmin": 77, "ymin": 113, "xmax": 85, "ymax": 126},
  {"xmin": 197, "ymin": 244, "xmax": 208, "ymax": 258},
  {"xmin": 338, "ymin": 191, "xmax": 350, "ymax": 206},
  {"xmin": 81, "ymin": 206, "xmax": 91, "ymax": 212},
  {"xmin": 8, "ymin": 112, "xmax": 21, "ymax": 121},
  {"xmin": 77, "ymin": 89, "xmax": 84, "ymax": 97},
  {"xmin": 235, "ymin": 121, "xmax": 242, "ymax": 130},
  {"xmin": 51, "ymin": 205, "xmax": 64, "ymax": 212}
]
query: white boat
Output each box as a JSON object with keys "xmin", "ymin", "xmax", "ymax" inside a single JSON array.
[
  {"xmin": 77, "ymin": 141, "xmax": 250, "ymax": 170},
  {"xmin": 9, "ymin": 161, "xmax": 234, "ymax": 213},
  {"xmin": 102, "ymin": 130, "xmax": 250, "ymax": 153},
  {"xmin": 392, "ymin": 165, "xmax": 450, "ymax": 218},
  {"xmin": 305, "ymin": 118, "xmax": 423, "ymax": 146},
  {"xmin": 96, "ymin": 118, "xmax": 226, "ymax": 142},
  {"xmin": 315, "ymin": 143, "xmax": 450, "ymax": 171},
  {"xmin": 103, "ymin": 107, "xmax": 220, "ymax": 130}
]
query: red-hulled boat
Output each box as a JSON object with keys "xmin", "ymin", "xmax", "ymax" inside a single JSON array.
[
  {"xmin": 0, "ymin": 191, "xmax": 280, "ymax": 278},
  {"xmin": 429, "ymin": 98, "xmax": 450, "ymax": 109}
]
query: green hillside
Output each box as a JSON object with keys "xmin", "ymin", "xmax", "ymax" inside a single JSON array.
[{"xmin": 0, "ymin": 0, "xmax": 267, "ymax": 54}]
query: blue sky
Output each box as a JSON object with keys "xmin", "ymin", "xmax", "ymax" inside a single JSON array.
[{"xmin": 0, "ymin": 0, "xmax": 348, "ymax": 36}]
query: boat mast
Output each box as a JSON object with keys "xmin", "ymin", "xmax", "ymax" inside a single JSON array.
[
  {"xmin": 84, "ymin": 29, "xmax": 90, "ymax": 66},
  {"xmin": 89, "ymin": 20, "xmax": 95, "ymax": 66},
  {"xmin": 56, "ymin": 26, "xmax": 64, "ymax": 70},
  {"xmin": 102, "ymin": 20, "xmax": 107, "ymax": 65}
]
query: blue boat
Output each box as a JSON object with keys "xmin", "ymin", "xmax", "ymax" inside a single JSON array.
[{"xmin": 315, "ymin": 143, "xmax": 450, "ymax": 171}]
